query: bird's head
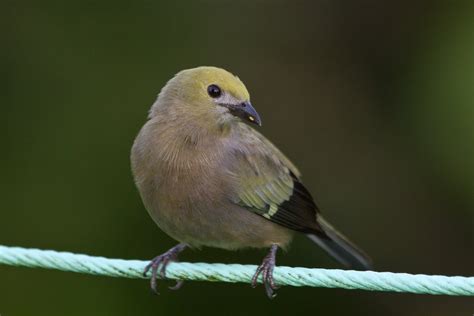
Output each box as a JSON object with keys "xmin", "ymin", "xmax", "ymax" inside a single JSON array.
[{"xmin": 152, "ymin": 66, "xmax": 261, "ymax": 127}]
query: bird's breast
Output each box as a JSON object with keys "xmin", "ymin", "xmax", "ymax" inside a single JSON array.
[
  {"xmin": 131, "ymin": 121, "xmax": 293, "ymax": 249},
  {"xmin": 133, "ymin": 127, "xmax": 233, "ymax": 215}
]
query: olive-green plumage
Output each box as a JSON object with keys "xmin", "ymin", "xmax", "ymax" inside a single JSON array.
[{"xmin": 131, "ymin": 66, "xmax": 372, "ymax": 297}]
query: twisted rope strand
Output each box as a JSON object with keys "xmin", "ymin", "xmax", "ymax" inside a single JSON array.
[{"xmin": 0, "ymin": 245, "xmax": 473, "ymax": 296}]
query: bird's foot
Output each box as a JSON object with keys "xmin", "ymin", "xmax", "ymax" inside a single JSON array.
[
  {"xmin": 251, "ymin": 244, "xmax": 279, "ymax": 299},
  {"xmin": 143, "ymin": 243, "xmax": 187, "ymax": 294}
]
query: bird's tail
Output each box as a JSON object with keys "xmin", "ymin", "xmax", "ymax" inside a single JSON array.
[{"xmin": 307, "ymin": 216, "xmax": 373, "ymax": 270}]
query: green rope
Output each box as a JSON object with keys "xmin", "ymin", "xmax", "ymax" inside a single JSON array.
[{"xmin": 0, "ymin": 245, "xmax": 473, "ymax": 296}]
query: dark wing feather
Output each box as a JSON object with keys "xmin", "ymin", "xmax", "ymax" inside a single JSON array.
[
  {"xmin": 268, "ymin": 172, "xmax": 327, "ymax": 235},
  {"xmin": 229, "ymin": 124, "xmax": 326, "ymax": 237},
  {"xmin": 229, "ymin": 124, "xmax": 372, "ymax": 270}
]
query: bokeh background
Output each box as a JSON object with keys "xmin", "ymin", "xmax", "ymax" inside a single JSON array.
[{"xmin": 2, "ymin": 1, "xmax": 473, "ymax": 315}]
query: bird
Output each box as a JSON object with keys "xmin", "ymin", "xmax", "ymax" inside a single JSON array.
[{"xmin": 131, "ymin": 66, "xmax": 372, "ymax": 298}]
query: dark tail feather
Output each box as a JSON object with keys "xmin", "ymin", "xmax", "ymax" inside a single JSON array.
[{"xmin": 307, "ymin": 216, "xmax": 373, "ymax": 270}]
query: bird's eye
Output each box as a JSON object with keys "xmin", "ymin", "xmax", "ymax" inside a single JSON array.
[{"xmin": 207, "ymin": 84, "xmax": 222, "ymax": 98}]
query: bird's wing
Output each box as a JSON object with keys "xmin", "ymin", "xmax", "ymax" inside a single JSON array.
[{"xmin": 228, "ymin": 124, "xmax": 325, "ymax": 235}]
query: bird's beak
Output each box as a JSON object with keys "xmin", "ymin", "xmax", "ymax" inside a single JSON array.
[{"xmin": 225, "ymin": 101, "xmax": 262, "ymax": 126}]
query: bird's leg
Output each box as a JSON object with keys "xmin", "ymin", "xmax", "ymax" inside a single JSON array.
[
  {"xmin": 251, "ymin": 244, "xmax": 279, "ymax": 299},
  {"xmin": 143, "ymin": 243, "xmax": 187, "ymax": 294}
]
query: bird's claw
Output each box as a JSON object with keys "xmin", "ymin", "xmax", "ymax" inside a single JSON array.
[
  {"xmin": 143, "ymin": 243, "xmax": 187, "ymax": 294},
  {"xmin": 169, "ymin": 280, "xmax": 185, "ymax": 291},
  {"xmin": 252, "ymin": 244, "xmax": 279, "ymax": 299}
]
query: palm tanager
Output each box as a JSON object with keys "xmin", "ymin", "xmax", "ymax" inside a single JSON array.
[{"xmin": 131, "ymin": 66, "xmax": 372, "ymax": 298}]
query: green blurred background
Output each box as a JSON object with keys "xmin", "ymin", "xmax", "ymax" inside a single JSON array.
[{"xmin": 1, "ymin": 1, "xmax": 473, "ymax": 315}]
